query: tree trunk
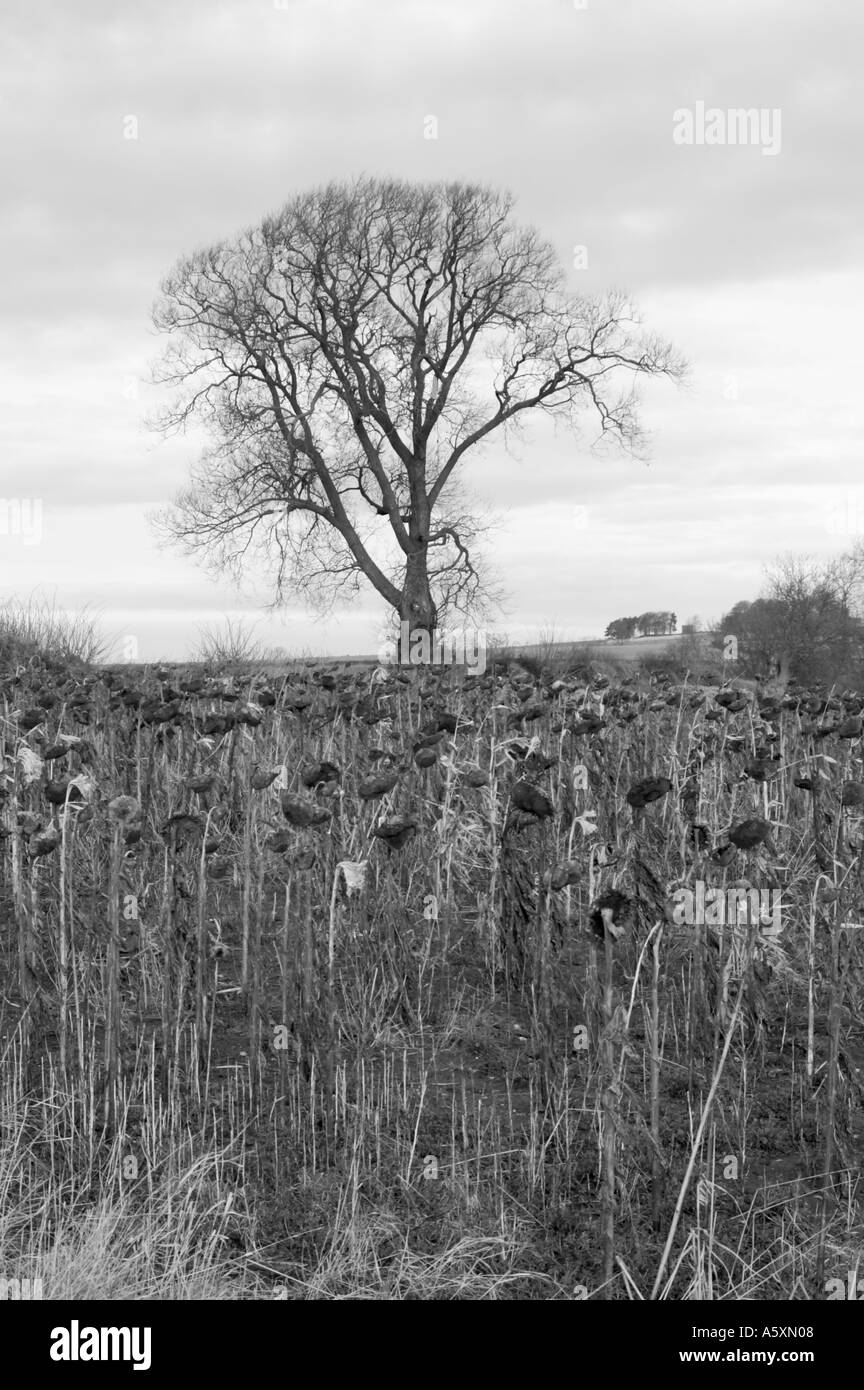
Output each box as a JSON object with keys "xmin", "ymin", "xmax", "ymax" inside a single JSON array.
[{"xmin": 397, "ymin": 519, "xmax": 437, "ymax": 665}]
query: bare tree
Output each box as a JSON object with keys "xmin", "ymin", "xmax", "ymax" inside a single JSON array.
[
  {"xmin": 151, "ymin": 178, "xmax": 683, "ymax": 653},
  {"xmin": 822, "ymin": 541, "xmax": 864, "ymax": 614},
  {"xmin": 722, "ymin": 548, "xmax": 864, "ymax": 686},
  {"xmin": 764, "ymin": 553, "xmax": 864, "ymax": 684}
]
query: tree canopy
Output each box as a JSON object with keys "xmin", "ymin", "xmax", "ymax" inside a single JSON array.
[{"xmin": 152, "ymin": 177, "xmax": 683, "ymax": 644}]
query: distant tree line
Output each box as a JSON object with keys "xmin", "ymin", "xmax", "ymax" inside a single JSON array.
[
  {"xmin": 603, "ymin": 544, "xmax": 864, "ymax": 689},
  {"xmin": 717, "ymin": 546, "xmax": 864, "ymax": 688},
  {"xmin": 605, "ymin": 611, "xmax": 677, "ymax": 640}
]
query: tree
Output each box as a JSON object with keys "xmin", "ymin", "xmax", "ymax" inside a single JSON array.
[
  {"xmin": 720, "ymin": 547, "xmax": 864, "ymax": 685},
  {"xmin": 720, "ymin": 598, "xmax": 787, "ymax": 676},
  {"xmin": 605, "ymin": 616, "xmax": 638, "ymax": 640},
  {"xmin": 151, "ymin": 178, "xmax": 683, "ymax": 655},
  {"xmin": 762, "ymin": 553, "xmax": 864, "ymax": 685},
  {"xmin": 636, "ymin": 611, "xmax": 671, "ymax": 636}
]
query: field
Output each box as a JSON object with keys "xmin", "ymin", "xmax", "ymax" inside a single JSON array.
[
  {"xmin": 512, "ymin": 635, "xmax": 701, "ymax": 663},
  {"xmin": 337, "ymin": 633, "xmax": 709, "ymax": 668},
  {"xmin": 1, "ymin": 652, "xmax": 863, "ymax": 1301}
]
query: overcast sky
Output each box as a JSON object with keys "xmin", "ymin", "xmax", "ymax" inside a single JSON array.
[{"xmin": 2, "ymin": 0, "xmax": 861, "ymax": 660}]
